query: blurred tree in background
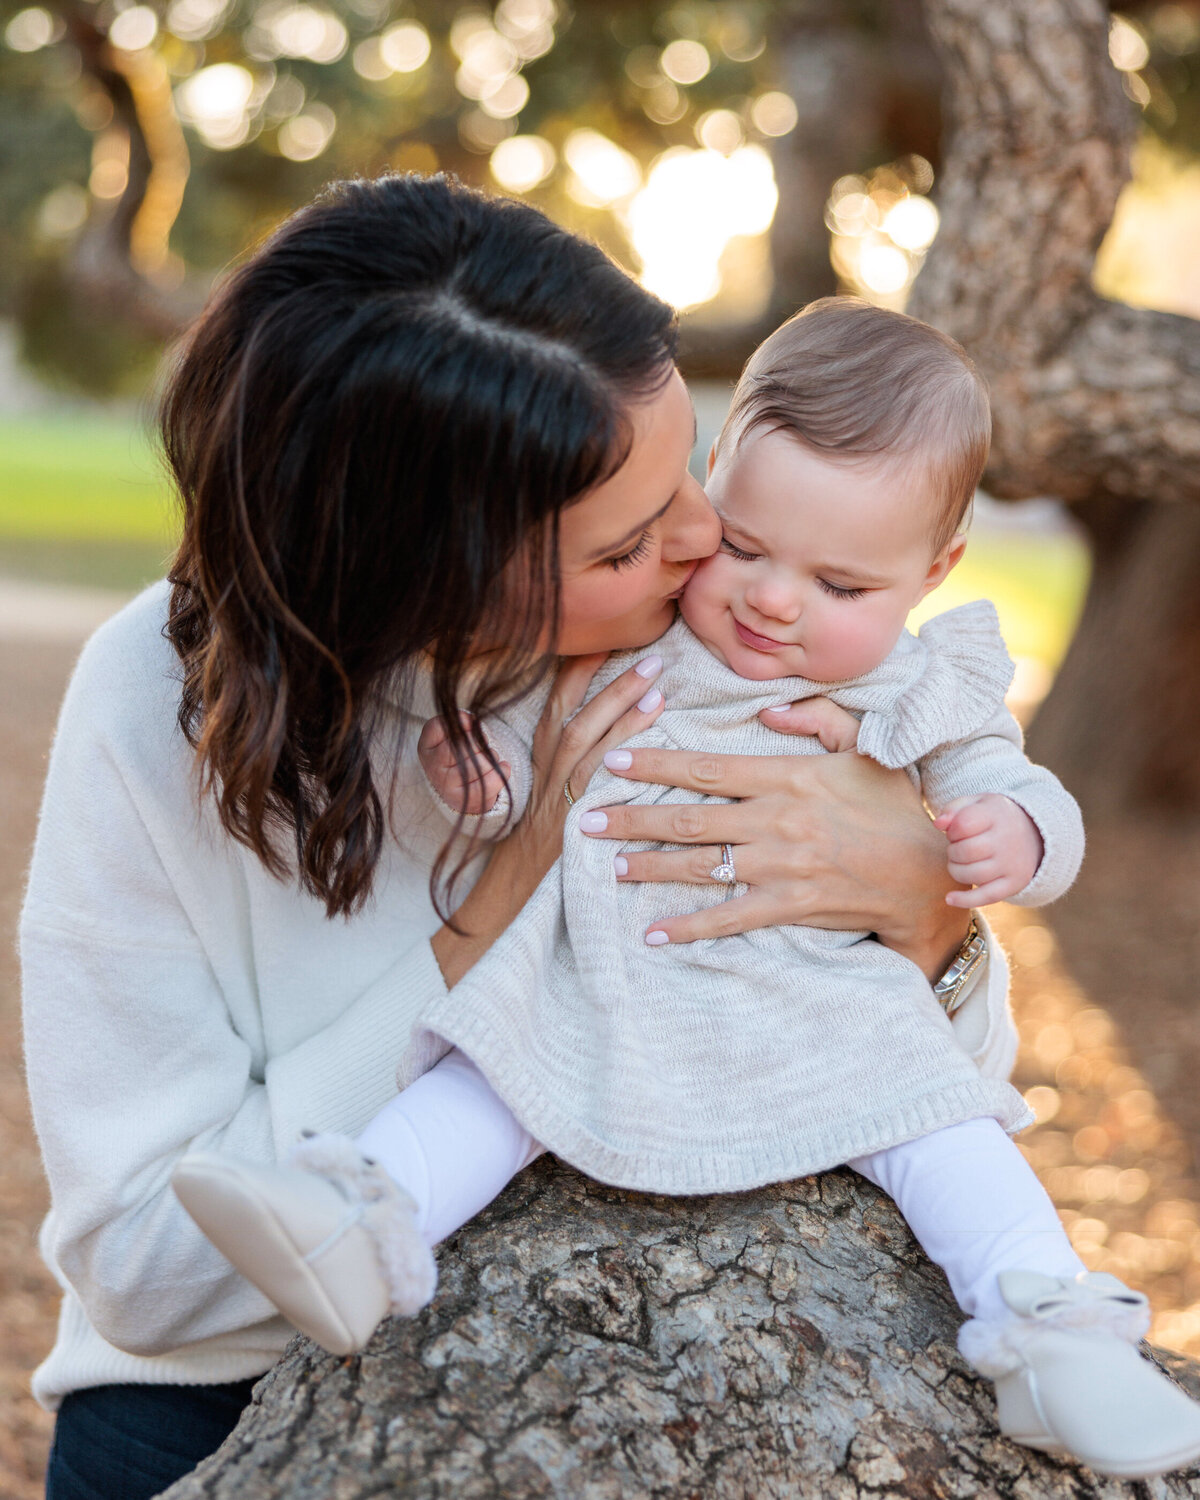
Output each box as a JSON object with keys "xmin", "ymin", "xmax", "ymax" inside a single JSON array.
[{"xmin": 0, "ymin": 0, "xmax": 957, "ymax": 391}]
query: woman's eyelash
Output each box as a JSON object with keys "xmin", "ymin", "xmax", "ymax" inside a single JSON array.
[
  {"xmin": 720, "ymin": 537, "xmax": 758, "ymax": 562},
  {"xmin": 608, "ymin": 530, "xmax": 653, "ymax": 571},
  {"xmin": 817, "ymin": 578, "xmax": 867, "ymax": 600}
]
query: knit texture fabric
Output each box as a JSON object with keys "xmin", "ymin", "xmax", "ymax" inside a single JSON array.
[{"xmin": 414, "ymin": 603, "xmax": 1083, "ymax": 1193}]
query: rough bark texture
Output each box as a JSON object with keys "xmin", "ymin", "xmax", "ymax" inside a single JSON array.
[
  {"xmin": 907, "ymin": 0, "xmax": 1200, "ymax": 505},
  {"xmin": 908, "ymin": 0, "xmax": 1200, "ymax": 813},
  {"xmin": 163, "ymin": 1155, "xmax": 1200, "ymax": 1500}
]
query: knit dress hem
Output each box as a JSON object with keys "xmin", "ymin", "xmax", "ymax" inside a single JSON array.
[{"xmin": 416, "ymin": 1015, "xmax": 1034, "ymax": 1196}]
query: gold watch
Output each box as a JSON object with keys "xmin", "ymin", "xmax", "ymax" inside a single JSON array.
[{"xmin": 932, "ymin": 913, "xmax": 986, "ymax": 1016}]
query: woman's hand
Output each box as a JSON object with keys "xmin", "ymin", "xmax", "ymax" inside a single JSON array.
[
  {"xmin": 583, "ymin": 743, "xmax": 971, "ymax": 982},
  {"xmin": 431, "ymin": 651, "xmax": 666, "ymax": 987}
]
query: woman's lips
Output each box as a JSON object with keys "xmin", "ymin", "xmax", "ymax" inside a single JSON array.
[
  {"xmin": 734, "ymin": 619, "xmax": 789, "ymax": 652},
  {"xmin": 665, "ymin": 564, "xmax": 698, "ymax": 601}
]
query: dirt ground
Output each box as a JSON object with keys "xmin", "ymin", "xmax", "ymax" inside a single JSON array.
[{"xmin": 3, "ymin": 632, "xmax": 1200, "ymax": 1500}]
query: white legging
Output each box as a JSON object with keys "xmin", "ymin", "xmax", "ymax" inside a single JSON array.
[{"xmin": 355, "ymin": 1046, "xmax": 1084, "ymax": 1322}]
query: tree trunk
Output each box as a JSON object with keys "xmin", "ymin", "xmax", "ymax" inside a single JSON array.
[
  {"xmin": 907, "ymin": 0, "xmax": 1200, "ymax": 816},
  {"xmin": 162, "ymin": 1154, "xmax": 1200, "ymax": 1499},
  {"xmin": 1027, "ymin": 500, "xmax": 1200, "ymax": 813}
]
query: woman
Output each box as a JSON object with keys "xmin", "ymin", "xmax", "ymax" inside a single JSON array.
[{"xmin": 22, "ymin": 174, "xmax": 1006, "ymax": 1500}]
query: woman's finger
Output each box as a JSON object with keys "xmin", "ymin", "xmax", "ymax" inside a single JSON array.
[
  {"xmin": 615, "ymin": 845, "xmax": 753, "ymax": 885},
  {"xmin": 546, "ymin": 653, "xmax": 665, "ymax": 789},
  {"xmin": 598, "ymin": 745, "xmax": 822, "ymax": 800},
  {"xmin": 579, "ymin": 799, "xmax": 749, "ymax": 846},
  {"xmin": 643, "ymin": 890, "xmax": 783, "ymax": 945},
  {"xmin": 759, "ymin": 698, "xmax": 860, "ymax": 753}
]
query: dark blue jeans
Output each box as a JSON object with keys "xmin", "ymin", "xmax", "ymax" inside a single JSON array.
[{"xmin": 45, "ymin": 1378, "xmax": 259, "ymax": 1500}]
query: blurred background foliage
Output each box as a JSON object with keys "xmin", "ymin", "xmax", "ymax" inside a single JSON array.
[{"xmin": 3, "ymin": 0, "xmax": 1198, "ymax": 695}]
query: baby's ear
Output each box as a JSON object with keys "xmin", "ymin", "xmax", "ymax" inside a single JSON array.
[{"xmin": 917, "ymin": 532, "xmax": 968, "ymax": 601}]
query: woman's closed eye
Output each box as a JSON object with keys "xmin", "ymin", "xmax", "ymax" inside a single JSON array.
[
  {"xmin": 816, "ymin": 578, "xmax": 868, "ymax": 600},
  {"xmin": 607, "ymin": 530, "xmax": 654, "ymax": 571}
]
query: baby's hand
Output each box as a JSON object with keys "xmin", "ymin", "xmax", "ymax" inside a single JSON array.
[
  {"xmin": 934, "ymin": 793, "xmax": 1044, "ymax": 908},
  {"xmin": 417, "ymin": 712, "xmax": 511, "ymax": 818}
]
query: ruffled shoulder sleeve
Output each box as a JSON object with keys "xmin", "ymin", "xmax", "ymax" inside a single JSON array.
[{"xmin": 855, "ymin": 600, "xmax": 1015, "ymax": 769}]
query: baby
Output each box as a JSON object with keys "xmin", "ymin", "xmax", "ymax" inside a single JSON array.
[{"xmin": 175, "ymin": 300, "xmax": 1200, "ymax": 1479}]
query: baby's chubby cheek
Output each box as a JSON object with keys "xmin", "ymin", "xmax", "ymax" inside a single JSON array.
[{"xmin": 678, "ymin": 557, "xmax": 737, "ymax": 665}]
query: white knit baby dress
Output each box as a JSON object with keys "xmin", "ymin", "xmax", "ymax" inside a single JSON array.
[{"xmin": 409, "ymin": 601, "xmax": 1081, "ymax": 1193}]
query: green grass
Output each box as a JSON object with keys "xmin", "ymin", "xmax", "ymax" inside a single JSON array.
[
  {"xmin": 911, "ymin": 528, "xmax": 1090, "ymax": 670},
  {"xmin": 0, "ymin": 416, "xmax": 177, "ymax": 545}
]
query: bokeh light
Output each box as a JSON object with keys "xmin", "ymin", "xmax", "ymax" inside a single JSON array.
[
  {"xmin": 627, "ymin": 145, "xmax": 778, "ymax": 310},
  {"xmin": 5, "ymin": 7, "xmax": 56, "ymax": 51},
  {"xmin": 109, "ymin": 6, "xmax": 160, "ymax": 52},
  {"xmin": 490, "ymin": 133, "xmax": 555, "ymax": 192},
  {"xmin": 660, "ymin": 39, "xmax": 710, "ymax": 85}
]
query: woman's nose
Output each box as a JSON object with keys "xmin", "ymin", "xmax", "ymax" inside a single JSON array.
[{"xmin": 661, "ymin": 472, "xmax": 721, "ymax": 563}]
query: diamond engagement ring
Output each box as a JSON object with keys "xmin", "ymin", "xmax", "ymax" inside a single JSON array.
[
  {"xmin": 563, "ymin": 778, "xmax": 576, "ymax": 807},
  {"xmin": 709, "ymin": 844, "xmax": 736, "ymax": 885}
]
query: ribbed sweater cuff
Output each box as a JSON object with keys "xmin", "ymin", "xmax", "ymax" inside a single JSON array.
[
  {"xmin": 265, "ymin": 938, "xmax": 447, "ymax": 1152},
  {"xmin": 1002, "ymin": 785, "xmax": 1085, "ymax": 907}
]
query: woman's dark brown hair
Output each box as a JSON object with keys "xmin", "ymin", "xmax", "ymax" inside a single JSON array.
[{"xmin": 161, "ymin": 173, "xmax": 676, "ymax": 919}]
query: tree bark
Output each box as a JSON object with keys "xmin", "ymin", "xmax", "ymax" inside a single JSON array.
[
  {"xmin": 908, "ymin": 0, "xmax": 1200, "ymax": 812},
  {"xmin": 162, "ymin": 1155, "xmax": 1200, "ymax": 1499}
]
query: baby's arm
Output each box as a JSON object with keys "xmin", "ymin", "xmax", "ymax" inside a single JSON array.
[
  {"xmin": 919, "ymin": 706, "xmax": 1084, "ymax": 909},
  {"xmin": 417, "ymin": 712, "xmax": 533, "ymax": 838}
]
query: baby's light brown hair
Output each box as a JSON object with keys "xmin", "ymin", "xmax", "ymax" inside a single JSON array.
[{"xmin": 718, "ymin": 297, "xmax": 990, "ymax": 550}]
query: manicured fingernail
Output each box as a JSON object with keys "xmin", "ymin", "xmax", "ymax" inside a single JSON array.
[
  {"xmin": 764, "ymin": 703, "xmax": 792, "ymax": 713},
  {"xmin": 604, "ymin": 750, "xmax": 633, "ymax": 771},
  {"xmin": 635, "ymin": 655, "xmax": 663, "ymax": 678},
  {"xmin": 614, "ymin": 855, "xmax": 628, "ymax": 876},
  {"xmin": 637, "ymin": 688, "xmax": 662, "ymax": 713},
  {"xmin": 645, "ymin": 930, "xmax": 670, "ymax": 946},
  {"xmin": 579, "ymin": 811, "xmax": 608, "ymax": 833}
]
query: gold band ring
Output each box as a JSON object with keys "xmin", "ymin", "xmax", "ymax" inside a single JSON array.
[{"xmin": 563, "ymin": 777, "xmax": 576, "ymax": 807}]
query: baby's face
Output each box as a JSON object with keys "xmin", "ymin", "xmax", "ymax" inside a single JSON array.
[{"xmin": 680, "ymin": 426, "xmax": 963, "ymax": 683}]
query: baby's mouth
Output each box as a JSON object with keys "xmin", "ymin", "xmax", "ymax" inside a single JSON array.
[{"xmin": 733, "ymin": 618, "xmax": 790, "ymax": 653}]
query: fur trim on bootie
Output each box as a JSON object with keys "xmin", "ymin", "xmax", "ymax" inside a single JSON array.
[
  {"xmin": 290, "ymin": 1131, "xmax": 438, "ymax": 1318},
  {"xmin": 958, "ymin": 1270, "xmax": 1151, "ymax": 1379}
]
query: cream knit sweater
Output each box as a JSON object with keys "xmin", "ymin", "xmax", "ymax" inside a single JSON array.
[
  {"xmin": 21, "ymin": 583, "xmax": 1017, "ymax": 1409},
  {"xmin": 413, "ymin": 603, "xmax": 1083, "ymax": 1192}
]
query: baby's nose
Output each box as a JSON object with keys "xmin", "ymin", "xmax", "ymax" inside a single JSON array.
[{"xmin": 746, "ymin": 576, "xmax": 802, "ymax": 624}]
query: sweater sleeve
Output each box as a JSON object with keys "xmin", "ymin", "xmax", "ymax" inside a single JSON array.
[
  {"xmin": 918, "ymin": 705, "xmax": 1085, "ymax": 907},
  {"xmin": 20, "ymin": 619, "xmax": 447, "ymax": 1360}
]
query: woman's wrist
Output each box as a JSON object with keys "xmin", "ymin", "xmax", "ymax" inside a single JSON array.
[
  {"xmin": 430, "ymin": 837, "xmax": 546, "ymax": 988},
  {"xmin": 881, "ymin": 893, "xmax": 972, "ymax": 982}
]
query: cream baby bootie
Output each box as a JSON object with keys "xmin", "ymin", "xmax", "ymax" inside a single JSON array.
[
  {"xmin": 959, "ymin": 1269, "xmax": 1200, "ymax": 1478},
  {"xmin": 172, "ymin": 1132, "xmax": 437, "ymax": 1356}
]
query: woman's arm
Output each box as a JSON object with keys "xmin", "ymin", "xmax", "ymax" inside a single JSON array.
[
  {"xmin": 582, "ymin": 746, "xmax": 971, "ymax": 982},
  {"xmin": 432, "ymin": 651, "xmax": 668, "ymax": 986}
]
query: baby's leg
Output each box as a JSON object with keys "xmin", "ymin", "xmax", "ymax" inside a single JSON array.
[
  {"xmin": 355, "ymin": 1047, "xmax": 544, "ymax": 1248},
  {"xmin": 848, "ymin": 1116, "xmax": 1084, "ymax": 1320}
]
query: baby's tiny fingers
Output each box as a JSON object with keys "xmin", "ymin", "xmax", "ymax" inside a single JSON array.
[
  {"xmin": 944, "ymin": 832, "xmax": 997, "ymax": 865},
  {"xmin": 948, "ymin": 856, "xmax": 1003, "ymax": 886},
  {"xmin": 946, "ymin": 874, "xmax": 1019, "ymax": 908},
  {"xmin": 945, "ymin": 806, "xmax": 995, "ymax": 842}
]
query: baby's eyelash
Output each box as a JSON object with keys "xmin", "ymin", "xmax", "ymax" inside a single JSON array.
[
  {"xmin": 608, "ymin": 530, "xmax": 653, "ymax": 571},
  {"xmin": 817, "ymin": 578, "xmax": 867, "ymax": 600},
  {"xmin": 720, "ymin": 537, "xmax": 759, "ymax": 562}
]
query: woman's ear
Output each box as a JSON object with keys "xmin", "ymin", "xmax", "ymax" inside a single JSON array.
[
  {"xmin": 916, "ymin": 533, "xmax": 968, "ymax": 602},
  {"xmin": 706, "ymin": 441, "xmax": 718, "ymax": 479}
]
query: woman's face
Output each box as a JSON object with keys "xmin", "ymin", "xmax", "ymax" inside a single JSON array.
[{"xmin": 553, "ymin": 369, "xmax": 721, "ymax": 656}]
